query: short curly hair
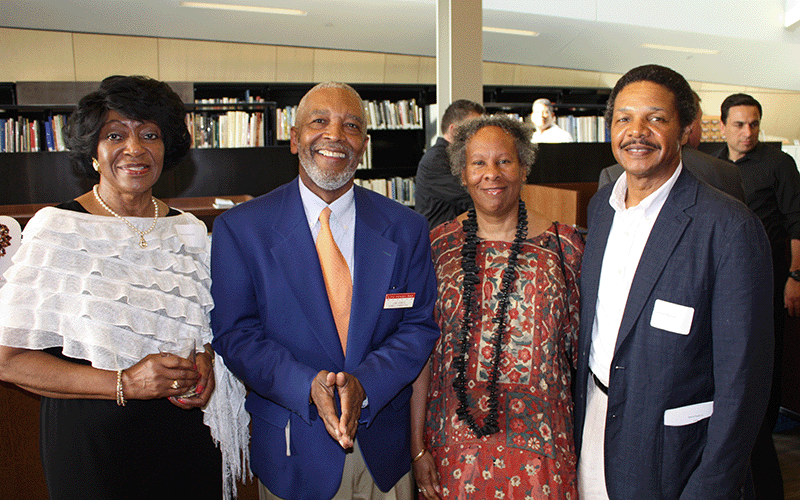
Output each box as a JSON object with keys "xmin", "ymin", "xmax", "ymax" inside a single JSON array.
[
  {"xmin": 604, "ymin": 64, "xmax": 696, "ymax": 132},
  {"xmin": 64, "ymin": 75, "xmax": 191, "ymax": 181},
  {"xmin": 447, "ymin": 114, "xmax": 536, "ymax": 179}
]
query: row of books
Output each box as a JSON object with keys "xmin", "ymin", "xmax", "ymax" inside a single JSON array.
[
  {"xmin": 275, "ymin": 98, "xmax": 423, "ymax": 140},
  {"xmin": 354, "ymin": 177, "xmax": 415, "ymax": 206},
  {"xmin": 190, "ymin": 110, "xmax": 266, "ymax": 148},
  {"xmin": 365, "ymin": 99, "xmax": 423, "ymax": 130},
  {"xmin": 555, "ymin": 115, "xmax": 610, "ymax": 142},
  {"xmin": 191, "ymin": 97, "xmax": 268, "ymax": 148},
  {"xmin": 0, "ymin": 114, "xmax": 69, "ymax": 153}
]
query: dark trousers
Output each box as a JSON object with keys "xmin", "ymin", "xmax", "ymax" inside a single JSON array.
[{"xmin": 750, "ymin": 261, "xmax": 785, "ymax": 500}]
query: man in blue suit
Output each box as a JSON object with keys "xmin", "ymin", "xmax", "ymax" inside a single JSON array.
[
  {"xmin": 575, "ymin": 65, "xmax": 774, "ymax": 499},
  {"xmin": 211, "ymin": 82, "xmax": 440, "ymax": 500}
]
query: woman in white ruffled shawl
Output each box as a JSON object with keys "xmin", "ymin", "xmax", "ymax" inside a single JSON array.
[{"xmin": 0, "ymin": 76, "xmax": 249, "ymax": 500}]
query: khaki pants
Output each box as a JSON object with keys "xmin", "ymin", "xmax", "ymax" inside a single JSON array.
[
  {"xmin": 578, "ymin": 374, "xmax": 611, "ymax": 500},
  {"xmin": 259, "ymin": 441, "xmax": 413, "ymax": 500}
]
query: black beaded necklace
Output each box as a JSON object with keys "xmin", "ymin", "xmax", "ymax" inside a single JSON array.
[{"xmin": 453, "ymin": 199, "xmax": 528, "ymax": 438}]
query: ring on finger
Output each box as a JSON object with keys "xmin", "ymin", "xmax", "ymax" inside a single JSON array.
[{"xmin": 171, "ymin": 379, "xmax": 180, "ymax": 389}]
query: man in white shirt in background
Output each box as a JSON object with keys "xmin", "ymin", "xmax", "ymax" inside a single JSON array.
[{"xmin": 530, "ymin": 98, "xmax": 573, "ymax": 143}]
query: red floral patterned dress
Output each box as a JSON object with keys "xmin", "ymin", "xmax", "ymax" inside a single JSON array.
[{"xmin": 425, "ymin": 219, "xmax": 583, "ymax": 499}]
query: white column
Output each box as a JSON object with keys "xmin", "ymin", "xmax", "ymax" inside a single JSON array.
[{"xmin": 436, "ymin": 0, "xmax": 483, "ymax": 124}]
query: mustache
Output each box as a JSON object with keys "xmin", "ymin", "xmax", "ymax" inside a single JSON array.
[{"xmin": 620, "ymin": 139, "xmax": 660, "ymax": 150}]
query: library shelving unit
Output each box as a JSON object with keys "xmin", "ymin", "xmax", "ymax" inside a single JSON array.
[
  {"xmin": 484, "ymin": 85, "xmax": 611, "ymax": 143},
  {"xmin": 0, "ymin": 81, "xmax": 435, "ymax": 207}
]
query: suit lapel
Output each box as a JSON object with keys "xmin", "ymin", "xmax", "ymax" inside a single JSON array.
[
  {"xmin": 614, "ymin": 169, "xmax": 697, "ymax": 353},
  {"xmin": 346, "ymin": 188, "xmax": 398, "ymax": 370},
  {"xmin": 270, "ymin": 179, "xmax": 345, "ymax": 365},
  {"xmin": 580, "ymin": 191, "xmax": 615, "ymax": 356}
]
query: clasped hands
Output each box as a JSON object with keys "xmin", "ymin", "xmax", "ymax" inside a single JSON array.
[{"xmin": 311, "ymin": 370, "xmax": 365, "ymax": 449}]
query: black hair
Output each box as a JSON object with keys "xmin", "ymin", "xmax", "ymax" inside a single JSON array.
[
  {"xmin": 604, "ymin": 64, "xmax": 696, "ymax": 131},
  {"xmin": 64, "ymin": 75, "xmax": 191, "ymax": 180},
  {"xmin": 720, "ymin": 93, "xmax": 762, "ymax": 123}
]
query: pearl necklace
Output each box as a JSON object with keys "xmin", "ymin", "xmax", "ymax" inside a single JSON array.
[{"xmin": 93, "ymin": 184, "xmax": 159, "ymax": 248}]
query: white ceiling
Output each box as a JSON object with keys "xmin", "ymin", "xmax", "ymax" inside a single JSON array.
[{"xmin": 2, "ymin": 0, "xmax": 800, "ymax": 91}]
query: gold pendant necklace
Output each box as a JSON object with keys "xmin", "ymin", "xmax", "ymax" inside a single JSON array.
[{"xmin": 93, "ymin": 184, "xmax": 159, "ymax": 248}]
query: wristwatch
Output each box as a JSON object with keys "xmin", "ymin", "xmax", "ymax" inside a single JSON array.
[{"xmin": 789, "ymin": 270, "xmax": 800, "ymax": 282}]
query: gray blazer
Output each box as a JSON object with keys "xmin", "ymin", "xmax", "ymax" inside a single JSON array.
[{"xmin": 598, "ymin": 147, "xmax": 746, "ymax": 203}]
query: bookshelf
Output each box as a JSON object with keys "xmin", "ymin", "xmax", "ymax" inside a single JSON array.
[
  {"xmin": 194, "ymin": 82, "xmax": 434, "ymax": 177},
  {"xmin": 188, "ymin": 101, "xmax": 276, "ymax": 148},
  {"xmin": 483, "ymin": 85, "xmax": 611, "ymax": 142},
  {"xmin": 0, "ymin": 81, "xmax": 623, "ymax": 209},
  {"xmin": 0, "ymin": 106, "xmax": 73, "ymax": 153}
]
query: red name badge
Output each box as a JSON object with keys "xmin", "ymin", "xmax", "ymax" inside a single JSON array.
[{"xmin": 384, "ymin": 292, "xmax": 415, "ymax": 309}]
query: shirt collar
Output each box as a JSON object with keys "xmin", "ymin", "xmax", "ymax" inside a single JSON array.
[
  {"xmin": 609, "ymin": 162, "xmax": 683, "ymax": 217},
  {"xmin": 298, "ymin": 178, "xmax": 355, "ymax": 229}
]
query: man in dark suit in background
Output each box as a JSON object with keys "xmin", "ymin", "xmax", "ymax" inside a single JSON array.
[
  {"xmin": 598, "ymin": 91, "xmax": 745, "ymax": 203},
  {"xmin": 414, "ymin": 99, "xmax": 484, "ymax": 229},
  {"xmin": 575, "ymin": 64, "xmax": 773, "ymax": 499},
  {"xmin": 211, "ymin": 82, "xmax": 440, "ymax": 500},
  {"xmin": 716, "ymin": 92, "xmax": 800, "ymax": 499}
]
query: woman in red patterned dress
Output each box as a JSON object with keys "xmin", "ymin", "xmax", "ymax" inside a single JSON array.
[{"xmin": 410, "ymin": 114, "xmax": 583, "ymax": 499}]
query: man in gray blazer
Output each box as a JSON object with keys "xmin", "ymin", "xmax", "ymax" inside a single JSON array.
[
  {"xmin": 598, "ymin": 92, "xmax": 746, "ymax": 203},
  {"xmin": 576, "ymin": 64, "xmax": 772, "ymax": 499}
]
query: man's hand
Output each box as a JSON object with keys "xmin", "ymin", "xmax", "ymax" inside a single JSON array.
[
  {"xmin": 335, "ymin": 372, "xmax": 365, "ymax": 449},
  {"xmin": 785, "ymin": 277, "xmax": 800, "ymax": 317},
  {"xmin": 310, "ymin": 370, "xmax": 342, "ymax": 444}
]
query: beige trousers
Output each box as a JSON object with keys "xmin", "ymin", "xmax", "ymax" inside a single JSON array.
[
  {"xmin": 578, "ymin": 374, "xmax": 611, "ymax": 500},
  {"xmin": 259, "ymin": 441, "xmax": 413, "ymax": 500}
]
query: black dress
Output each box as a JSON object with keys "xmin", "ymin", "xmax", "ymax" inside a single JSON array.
[{"xmin": 38, "ymin": 202, "xmax": 222, "ymax": 500}]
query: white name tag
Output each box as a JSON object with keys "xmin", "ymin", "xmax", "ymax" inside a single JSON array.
[
  {"xmin": 650, "ymin": 299, "xmax": 694, "ymax": 335},
  {"xmin": 384, "ymin": 292, "xmax": 415, "ymax": 309},
  {"xmin": 176, "ymin": 224, "xmax": 208, "ymax": 248},
  {"xmin": 664, "ymin": 401, "xmax": 713, "ymax": 426}
]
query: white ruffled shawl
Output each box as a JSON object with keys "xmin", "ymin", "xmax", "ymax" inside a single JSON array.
[{"xmin": 0, "ymin": 207, "xmax": 250, "ymax": 499}]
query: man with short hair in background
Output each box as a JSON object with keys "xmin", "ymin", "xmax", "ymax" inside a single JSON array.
[
  {"xmin": 414, "ymin": 99, "xmax": 484, "ymax": 229},
  {"xmin": 716, "ymin": 92, "xmax": 800, "ymax": 499}
]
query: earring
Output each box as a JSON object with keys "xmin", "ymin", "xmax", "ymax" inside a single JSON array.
[{"xmin": 92, "ymin": 158, "xmax": 100, "ymax": 172}]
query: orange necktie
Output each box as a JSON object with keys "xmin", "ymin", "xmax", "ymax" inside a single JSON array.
[{"xmin": 316, "ymin": 207, "xmax": 352, "ymax": 354}]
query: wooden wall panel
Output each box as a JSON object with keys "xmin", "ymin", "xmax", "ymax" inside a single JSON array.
[
  {"xmin": 521, "ymin": 184, "xmax": 581, "ymax": 227},
  {"xmin": 418, "ymin": 56, "xmax": 436, "ymax": 84},
  {"xmin": 514, "ymin": 65, "xmax": 600, "ymax": 87},
  {"xmin": 384, "ymin": 54, "xmax": 421, "ymax": 84},
  {"xmin": 0, "ymin": 383, "xmax": 47, "ymax": 500},
  {"xmin": 483, "ymin": 61, "xmax": 516, "ymax": 85},
  {"xmin": 276, "ymin": 46, "xmax": 314, "ymax": 82},
  {"xmin": 0, "ymin": 28, "xmax": 75, "ymax": 81},
  {"xmin": 313, "ymin": 49, "xmax": 385, "ymax": 83},
  {"xmin": 159, "ymin": 39, "xmax": 277, "ymax": 82},
  {"xmin": 73, "ymin": 33, "xmax": 159, "ymax": 81}
]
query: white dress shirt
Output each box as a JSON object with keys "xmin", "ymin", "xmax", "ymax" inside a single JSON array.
[{"xmin": 588, "ymin": 164, "xmax": 683, "ymax": 387}]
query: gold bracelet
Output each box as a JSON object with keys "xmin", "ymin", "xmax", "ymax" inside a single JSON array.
[
  {"xmin": 412, "ymin": 448, "xmax": 427, "ymax": 463},
  {"xmin": 204, "ymin": 346, "xmax": 216, "ymax": 367},
  {"xmin": 116, "ymin": 369, "xmax": 126, "ymax": 407}
]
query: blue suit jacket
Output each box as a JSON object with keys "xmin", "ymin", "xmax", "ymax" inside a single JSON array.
[
  {"xmin": 210, "ymin": 178, "xmax": 440, "ymax": 500},
  {"xmin": 574, "ymin": 168, "xmax": 774, "ymax": 499}
]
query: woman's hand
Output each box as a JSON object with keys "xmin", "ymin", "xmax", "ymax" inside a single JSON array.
[
  {"xmin": 169, "ymin": 345, "xmax": 216, "ymax": 409},
  {"xmin": 122, "ymin": 351, "xmax": 199, "ymax": 401},
  {"xmin": 413, "ymin": 450, "xmax": 442, "ymax": 500}
]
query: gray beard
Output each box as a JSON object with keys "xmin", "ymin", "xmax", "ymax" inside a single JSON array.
[{"xmin": 299, "ymin": 155, "xmax": 358, "ymax": 191}]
